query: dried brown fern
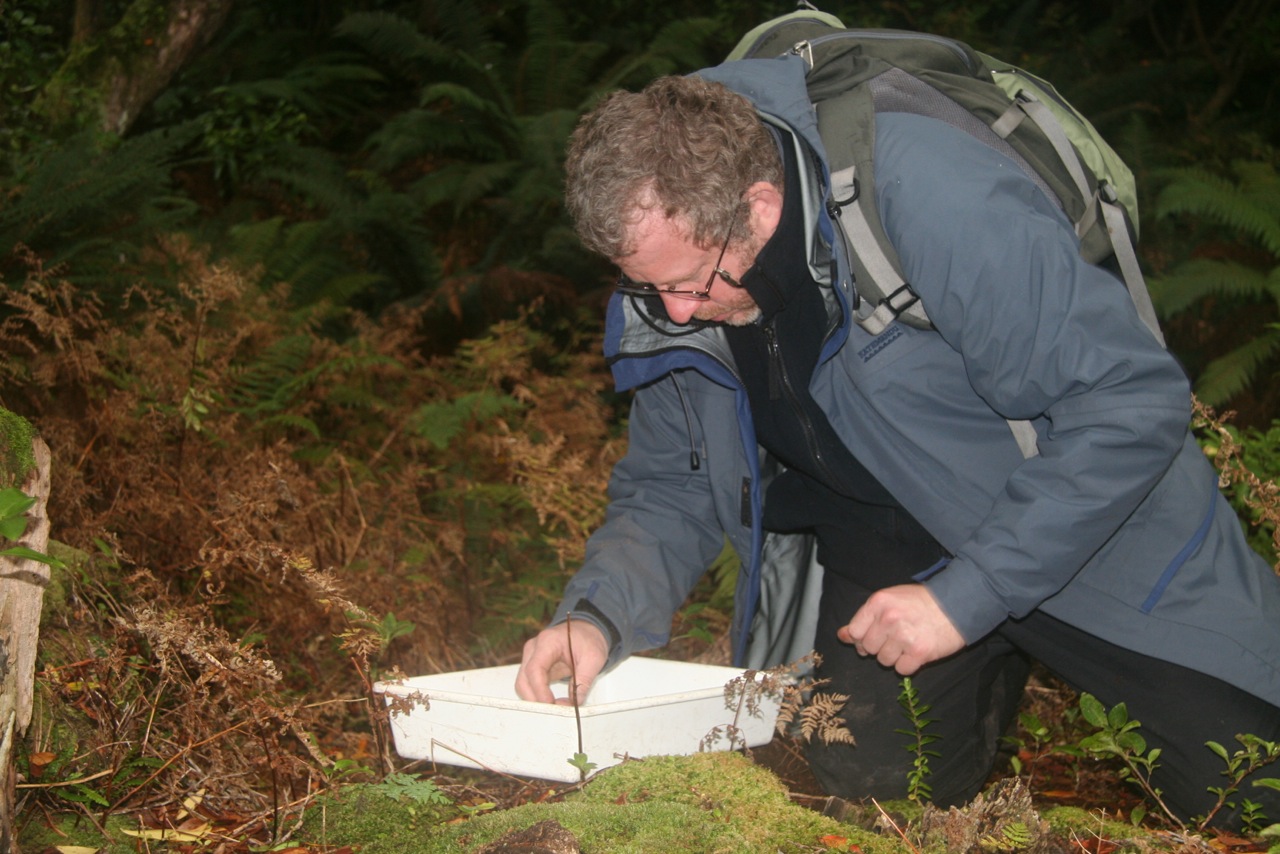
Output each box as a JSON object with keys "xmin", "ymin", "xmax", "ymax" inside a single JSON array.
[
  {"xmin": 719, "ymin": 654, "xmax": 857, "ymax": 749},
  {"xmin": 1191, "ymin": 396, "xmax": 1280, "ymax": 572},
  {"xmin": 5, "ymin": 240, "xmax": 625, "ymax": 833}
]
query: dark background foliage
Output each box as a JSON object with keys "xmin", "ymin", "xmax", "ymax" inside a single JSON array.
[{"xmin": 4, "ymin": 0, "xmax": 1277, "ymax": 385}]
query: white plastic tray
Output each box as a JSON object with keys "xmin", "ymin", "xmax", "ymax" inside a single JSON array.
[{"xmin": 374, "ymin": 656, "xmax": 780, "ymax": 782}]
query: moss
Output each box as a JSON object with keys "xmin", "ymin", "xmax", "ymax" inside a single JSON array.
[
  {"xmin": 298, "ymin": 779, "xmax": 460, "ymax": 851},
  {"xmin": 0, "ymin": 407, "xmax": 38, "ymax": 488},
  {"xmin": 572, "ymin": 752, "xmax": 886, "ymax": 851},
  {"xmin": 297, "ymin": 753, "xmax": 896, "ymax": 854},
  {"xmin": 1042, "ymin": 804, "xmax": 1144, "ymax": 842},
  {"xmin": 432, "ymin": 801, "xmax": 749, "ymax": 853},
  {"xmin": 18, "ymin": 811, "xmax": 145, "ymax": 854},
  {"xmin": 37, "ymin": 541, "xmax": 89, "ymax": 628},
  {"xmin": 474, "ymin": 753, "xmax": 886, "ymax": 853}
]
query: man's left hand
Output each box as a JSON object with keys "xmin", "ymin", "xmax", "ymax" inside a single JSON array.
[{"xmin": 838, "ymin": 584, "xmax": 965, "ymax": 675}]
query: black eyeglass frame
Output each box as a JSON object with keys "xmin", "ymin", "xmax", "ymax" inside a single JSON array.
[{"xmin": 614, "ymin": 216, "xmax": 745, "ymax": 301}]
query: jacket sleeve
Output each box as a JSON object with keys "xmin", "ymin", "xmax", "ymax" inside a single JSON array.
[
  {"xmin": 872, "ymin": 112, "xmax": 1192, "ymax": 642},
  {"xmin": 552, "ymin": 372, "xmax": 729, "ymax": 662}
]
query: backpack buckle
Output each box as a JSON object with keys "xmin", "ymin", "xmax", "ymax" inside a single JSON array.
[
  {"xmin": 882, "ymin": 283, "xmax": 920, "ymax": 316},
  {"xmin": 791, "ymin": 39, "xmax": 815, "ymax": 69}
]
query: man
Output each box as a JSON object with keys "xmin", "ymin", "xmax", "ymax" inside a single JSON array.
[{"xmin": 514, "ymin": 56, "xmax": 1280, "ymax": 822}]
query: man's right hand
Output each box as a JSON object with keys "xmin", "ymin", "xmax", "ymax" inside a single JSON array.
[{"xmin": 514, "ymin": 619, "xmax": 609, "ymax": 704}]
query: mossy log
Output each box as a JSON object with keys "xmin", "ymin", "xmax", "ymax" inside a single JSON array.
[{"xmin": 0, "ymin": 428, "xmax": 52, "ymax": 854}]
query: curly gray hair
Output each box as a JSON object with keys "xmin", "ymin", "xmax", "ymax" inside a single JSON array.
[{"xmin": 564, "ymin": 75, "xmax": 783, "ymax": 258}]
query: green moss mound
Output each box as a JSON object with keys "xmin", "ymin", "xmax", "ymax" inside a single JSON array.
[{"xmin": 301, "ymin": 752, "xmax": 876, "ymax": 853}]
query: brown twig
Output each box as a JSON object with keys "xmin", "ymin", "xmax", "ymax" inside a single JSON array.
[
  {"xmin": 107, "ymin": 721, "xmax": 252, "ymax": 812},
  {"xmin": 872, "ymin": 797, "xmax": 922, "ymax": 854},
  {"xmin": 565, "ymin": 613, "xmax": 587, "ymax": 781}
]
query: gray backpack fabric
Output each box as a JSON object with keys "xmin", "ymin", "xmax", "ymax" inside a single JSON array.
[{"xmin": 728, "ymin": 9, "xmax": 1163, "ymax": 352}]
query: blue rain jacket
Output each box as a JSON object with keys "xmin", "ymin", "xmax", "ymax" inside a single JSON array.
[{"xmin": 551, "ymin": 55, "xmax": 1280, "ymax": 706}]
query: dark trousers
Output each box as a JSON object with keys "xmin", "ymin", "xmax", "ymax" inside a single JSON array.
[{"xmin": 803, "ymin": 540, "xmax": 1280, "ymax": 827}]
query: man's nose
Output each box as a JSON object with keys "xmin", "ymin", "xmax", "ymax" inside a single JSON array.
[{"xmin": 661, "ymin": 294, "xmax": 700, "ymax": 324}]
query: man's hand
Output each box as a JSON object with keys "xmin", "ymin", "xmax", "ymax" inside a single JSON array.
[
  {"xmin": 515, "ymin": 620, "xmax": 609, "ymax": 704},
  {"xmin": 838, "ymin": 584, "xmax": 965, "ymax": 675}
]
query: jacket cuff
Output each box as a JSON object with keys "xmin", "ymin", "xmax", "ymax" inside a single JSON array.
[
  {"xmin": 920, "ymin": 560, "xmax": 1011, "ymax": 643},
  {"xmin": 554, "ymin": 598, "xmax": 623, "ymax": 660}
]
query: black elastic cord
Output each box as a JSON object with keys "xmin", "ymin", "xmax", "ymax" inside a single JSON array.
[{"xmin": 670, "ymin": 374, "xmax": 702, "ymax": 471}]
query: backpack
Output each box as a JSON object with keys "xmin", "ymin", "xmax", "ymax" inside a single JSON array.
[{"xmin": 727, "ymin": 8, "xmax": 1165, "ymax": 351}]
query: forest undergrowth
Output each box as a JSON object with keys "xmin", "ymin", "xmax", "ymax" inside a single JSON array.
[
  {"xmin": 4, "ymin": 244, "xmax": 1280, "ymax": 851},
  {"xmin": 3, "ymin": 242, "xmax": 627, "ymax": 838}
]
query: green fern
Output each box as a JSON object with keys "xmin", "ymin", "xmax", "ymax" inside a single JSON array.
[
  {"xmin": 1194, "ymin": 334, "xmax": 1280, "ymax": 406},
  {"xmin": 1152, "ymin": 257, "xmax": 1273, "ymax": 316},
  {"xmin": 1149, "ymin": 159, "xmax": 1280, "ymax": 407},
  {"xmin": 226, "ymin": 333, "xmax": 399, "ymax": 444},
  {"xmin": 231, "ymin": 145, "xmax": 441, "ymax": 309},
  {"xmin": 1157, "ymin": 162, "xmax": 1280, "ymax": 256},
  {"xmin": 0, "ymin": 126, "xmax": 198, "ymax": 287},
  {"xmin": 336, "ymin": 0, "xmax": 719, "ymax": 284}
]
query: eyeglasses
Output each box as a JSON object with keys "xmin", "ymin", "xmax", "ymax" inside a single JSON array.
[{"xmin": 615, "ymin": 216, "xmax": 745, "ymax": 301}]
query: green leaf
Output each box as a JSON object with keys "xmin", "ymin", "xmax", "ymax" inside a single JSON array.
[
  {"xmin": 0, "ymin": 515, "xmax": 27, "ymax": 541},
  {"xmin": 568, "ymin": 752, "xmax": 597, "ymax": 775},
  {"xmin": 1079, "ymin": 733, "xmax": 1116, "ymax": 755},
  {"xmin": 380, "ymin": 772, "xmax": 452, "ymax": 806},
  {"xmin": 1206, "ymin": 740, "xmax": 1231, "ymax": 762},
  {"xmin": 1078, "ymin": 693, "xmax": 1108, "ymax": 728},
  {"xmin": 56, "ymin": 784, "xmax": 110, "ymax": 807},
  {"xmin": 0, "ymin": 487, "xmax": 35, "ymax": 518},
  {"xmin": 0, "ymin": 545, "xmax": 65, "ymax": 568},
  {"xmin": 1117, "ymin": 731, "xmax": 1147, "ymax": 754},
  {"xmin": 1106, "ymin": 701, "xmax": 1131, "ymax": 730}
]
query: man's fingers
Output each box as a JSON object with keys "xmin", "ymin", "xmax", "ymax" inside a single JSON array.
[
  {"xmin": 838, "ymin": 587, "xmax": 956, "ymax": 674},
  {"xmin": 892, "ymin": 652, "xmax": 924, "ymax": 676},
  {"xmin": 515, "ymin": 639, "xmax": 558, "ymax": 703},
  {"xmin": 515, "ymin": 620, "xmax": 609, "ymax": 704},
  {"xmin": 553, "ymin": 677, "xmax": 595, "ymax": 706}
]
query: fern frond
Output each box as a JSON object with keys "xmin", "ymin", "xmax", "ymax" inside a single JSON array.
[
  {"xmin": 227, "ymin": 334, "xmax": 314, "ymax": 412},
  {"xmin": 1156, "ymin": 161, "xmax": 1280, "ymax": 257},
  {"xmin": 0, "ymin": 125, "xmax": 199, "ymax": 274},
  {"xmin": 510, "ymin": 0, "xmax": 609, "ymax": 113},
  {"xmin": 255, "ymin": 413, "xmax": 322, "ymax": 439},
  {"xmin": 589, "ymin": 18, "xmax": 720, "ymax": 96},
  {"xmin": 643, "ymin": 17, "xmax": 722, "ymax": 75},
  {"xmin": 208, "ymin": 59, "xmax": 386, "ymax": 122},
  {"xmin": 227, "ymin": 217, "xmax": 288, "ymax": 263},
  {"xmin": 419, "ymin": 82, "xmax": 517, "ymax": 141},
  {"xmin": 410, "ymin": 161, "xmax": 520, "ymax": 217},
  {"xmin": 334, "ymin": 7, "xmax": 505, "ymax": 97},
  {"xmin": 333, "ymin": 12, "xmax": 463, "ymax": 78},
  {"xmin": 364, "ymin": 108, "xmax": 510, "ymax": 169},
  {"xmin": 515, "ymin": 40, "xmax": 610, "ymax": 115},
  {"xmin": 256, "ymin": 145, "xmax": 358, "ymax": 212},
  {"xmin": 1149, "ymin": 257, "xmax": 1272, "ymax": 317},
  {"xmin": 1194, "ymin": 331, "xmax": 1280, "ymax": 406},
  {"xmin": 797, "ymin": 692, "xmax": 856, "ymax": 746}
]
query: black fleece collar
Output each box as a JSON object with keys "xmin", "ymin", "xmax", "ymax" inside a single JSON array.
[{"xmin": 739, "ymin": 124, "xmax": 815, "ymax": 323}]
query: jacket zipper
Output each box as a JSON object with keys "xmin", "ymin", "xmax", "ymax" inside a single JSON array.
[{"xmin": 763, "ymin": 321, "xmax": 843, "ymax": 488}]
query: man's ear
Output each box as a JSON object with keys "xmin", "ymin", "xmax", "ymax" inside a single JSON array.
[{"xmin": 745, "ymin": 181, "xmax": 783, "ymax": 240}]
